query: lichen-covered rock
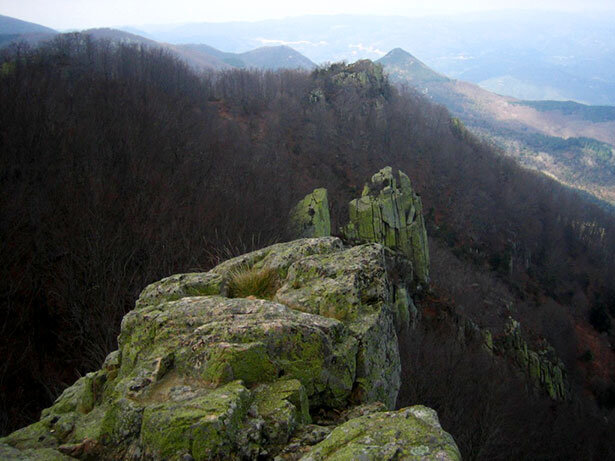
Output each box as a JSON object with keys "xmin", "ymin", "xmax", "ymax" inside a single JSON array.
[
  {"xmin": 211, "ymin": 237, "xmax": 344, "ymax": 280},
  {"xmin": 136, "ymin": 272, "xmax": 224, "ymax": 308},
  {"xmin": 301, "ymin": 406, "xmax": 461, "ymax": 461},
  {"xmin": 289, "ymin": 188, "xmax": 331, "ymax": 238},
  {"xmin": 342, "ymin": 166, "xmax": 430, "ymax": 285},
  {"xmin": 119, "ymin": 296, "xmax": 358, "ymax": 408},
  {"xmin": 134, "ymin": 238, "xmax": 344, "ymax": 309},
  {"xmin": 274, "ymin": 244, "xmax": 403, "ymax": 408},
  {"xmin": 252, "ymin": 379, "xmax": 311, "ymax": 448},
  {"xmin": 1, "ymin": 237, "xmax": 455, "ymax": 460},
  {"xmin": 0, "ymin": 443, "xmax": 74, "ymax": 460},
  {"xmin": 139, "ymin": 380, "xmax": 251, "ymax": 459}
]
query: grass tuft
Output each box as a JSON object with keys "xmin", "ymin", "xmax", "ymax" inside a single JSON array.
[{"xmin": 227, "ymin": 266, "xmax": 280, "ymax": 300}]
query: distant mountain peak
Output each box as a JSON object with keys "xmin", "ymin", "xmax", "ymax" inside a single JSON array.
[
  {"xmin": 378, "ymin": 48, "xmax": 449, "ymax": 85},
  {"xmin": 385, "ymin": 48, "xmax": 415, "ymax": 58},
  {"xmin": 239, "ymin": 46, "xmax": 315, "ymax": 70}
]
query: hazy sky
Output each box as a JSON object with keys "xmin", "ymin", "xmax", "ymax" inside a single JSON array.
[{"xmin": 2, "ymin": 0, "xmax": 614, "ymax": 30}]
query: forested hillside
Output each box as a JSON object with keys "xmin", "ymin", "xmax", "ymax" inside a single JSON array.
[{"xmin": 2, "ymin": 34, "xmax": 615, "ymax": 457}]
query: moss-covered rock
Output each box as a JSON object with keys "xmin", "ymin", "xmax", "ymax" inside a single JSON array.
[
  {"xmin": 301, "ymin": 406, "xmax": 460, "ymax": 460},
  {"xmin": 140, "ymin": 380, "xmax": 251, "ymax": 460},
  {"xmin": 211, "ymin": 237, "xmax": 343, "ymax": 280},
  {"xmin": 252, "ymin": 379, "xmax": 311, "ymax": 447},
  {"xmin": 289, "ymin": 188, "xmax": 331, "ymax": 238},
  {"xmin": 2, "ymin": 237, "xmax": 457, "ymax": 460},
  {"xmin": 119, "ymin": 296, "xmax": 358, "ymax": 408},
  {"xmin": 136, "ymin": 272, "xmax": 224, "ymax": 308},
  {"xmin": 342, "ymin": 166, "xmax": 430, "ymax": 285},
  {"xmin": 0, "ymin": 443, "xmax": 75, "ymax": 460},
  {"xmin": 274, "ymin": 244, "xmax": 401, "ymax": 408}
]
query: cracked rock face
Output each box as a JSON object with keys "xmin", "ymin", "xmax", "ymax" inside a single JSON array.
[
  {"xmin": 1, "ymin": 238, "xmax": 457, "ymax": 460},
  {"xmin": 288, "ymin": 188, "xmax": 331, "ymax": 239},
  {"xmin": 342, "ymin": 166, "xmax": 430, "ymax": 286}
]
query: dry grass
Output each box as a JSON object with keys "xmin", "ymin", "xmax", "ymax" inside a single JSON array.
[{"xmin": 227, "ymin": 265, "xmax": 280, "ymax": 300}]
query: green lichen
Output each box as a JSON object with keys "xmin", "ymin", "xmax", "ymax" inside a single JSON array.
[
  {"xmin": 212, "ymin": 237, "xmax": 343, "ymax": 281},
  {"xmin": 302, "ymin": 406, "xmax": 461, "ymax": 461},
  {"xmin": 141, "ymin": 381, "xmax": 250, "ymax": 460},
  {"xmin": 136, "ymin": 272, "xmax": 223, "ymax": 308},
  {"xmin": 0, "ymin": 422, "xmax": 58, "ymax": 450},
  {"xmin": 71, "ymin": 405, "xmax": 107, "ymax": 441},
  {"xmin": 275, "ymin": 243, "xmax": 400, "ymax": 409},
  {"xmin": 201, "ymin": 342, "xmax": 277, "ymax": 387},
  {"xmin": 76, "ymin": 370, "xmax": 107, "ymax": 414},
  {"xmin": 493, "ymin": 318, "xmax": 569, "ymax": 400},
  {"xmin": 0, "ymin": 443, "xmax": 73, "ymax": 461},
  {"xmin": 394, "ymin": 286, "xmax": 411, "ymax": 332},
  {"xmin": 342, "ymin": 167, "xmax": 430, "ymax": 285},
  {"xmin": 98, "ymin": 398, "xmax": 143, "ymax": 446},
  {"xmin": 253, "ymin": 379, "xmax": 311, "ymax": 446},
  {"xmin": 1, "ymin": 237, "xmax": 459, "ymax": 460},
  {"xmin": 289, "ymin": 188, "xmax": 332, "ymax": 238}
]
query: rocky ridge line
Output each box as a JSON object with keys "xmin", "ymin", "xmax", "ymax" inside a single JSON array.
[{"xmin": 1, "ymin": 192, "xmax": 458, "ymax": 459}]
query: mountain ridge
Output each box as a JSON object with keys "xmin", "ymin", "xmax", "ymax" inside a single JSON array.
[
  {"xmin": 0, "ymin": 16, "xmax": 315, "ymax": 72},
  {"xmin": 0, "ymin": 14, "xmax": 56, "ymax": 35},
  {"xmin": 0, "ymin": 14, "xmax": 57, "ymax": 47},
  {"xmin": 120, "ymin": 12, "xmax": 615, "ymax": 104},
  {"xmin": 377, "ymin": 47, "xmax": 615, "ymax": 207}
]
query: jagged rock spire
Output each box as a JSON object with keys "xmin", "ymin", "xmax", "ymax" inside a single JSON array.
[
  {"xmin": 288, "ymin": 188, "xmax": 331, "ymax": 238},
  {"xmin": 342, "ymin": 166, "xmax": 430, "ymax": 285}
]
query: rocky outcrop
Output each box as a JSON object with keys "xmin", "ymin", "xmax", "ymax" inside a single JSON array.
[
  {"xmin": 288, "ymin": 188, "xmax": 331, "ymax": 239},
  {"xmin": 422, "ymin": 296, "xmax": 570, "ymax": 402},
  {"xmin": 342, "ymin": 166, "xmax": 430, "ymax": 285},
  {"xmin": 493, "ymin": 318, "xmax": 569, "ymax": 400},
  {"xmin": 1, "ymin": 237, "xmax": 459, "ymax": 460},
  {"xmin": 328, "ymin": 60, "xmax": 387, "ymax": 95}
]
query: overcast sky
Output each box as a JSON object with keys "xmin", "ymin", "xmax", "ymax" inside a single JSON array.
[{"xmin": 2, "ymin": 0, "xmax": 614, "ymax": 30}]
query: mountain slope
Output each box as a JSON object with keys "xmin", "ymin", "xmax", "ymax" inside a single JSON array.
[
  {"xmin": 0, "ymin": 15, "xmax": 56, "ymax": 35},
  {"xmin": 377, "ymin": 48, "xmax": 448, "ymax": 85},
  {"xmin": 178, "ymin": 43, "xmax": 316, "ymax": 70},
  {"xmin": 378, "ymin": 48, "xmax": 615, "ymax": 207},
  {"xmin": 238, "ymin": 45, "xmax": 315, "ymax": 70},
  {"xmin": 81, "ymin": 29, "xmax": 315, "ymax": 71},
  {"xmin": 0, "ymin": 14, "xmax": 56, "ymax": 47},
  {"xmin": 83, "ymin": 28, "xmax": 232, "ymax": 70}
]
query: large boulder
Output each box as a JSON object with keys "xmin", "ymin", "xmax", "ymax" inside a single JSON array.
[
  {"xmin": 1, "ymin": 238, "xmax": 456, "ymax": 460},
  {"xmin": 302, "ymin": 406, "xmax": 461, "ymax": 461},
  {"xmin": 342, "ymin": 166, "xmax": 430, "ymax": 285}
]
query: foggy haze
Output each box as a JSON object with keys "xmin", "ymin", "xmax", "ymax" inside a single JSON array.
[{"xmin": 2, "ymin": 0, "xmax": 615, "ymax": 30}]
